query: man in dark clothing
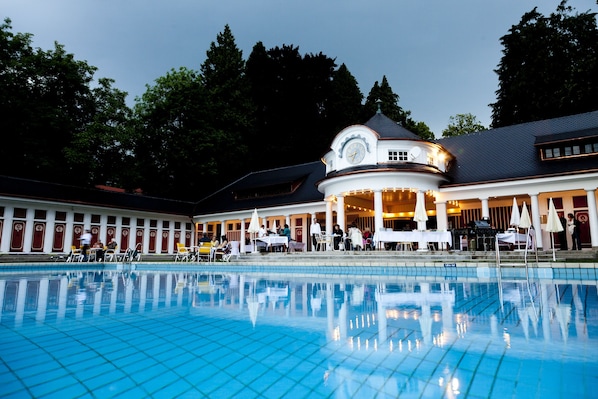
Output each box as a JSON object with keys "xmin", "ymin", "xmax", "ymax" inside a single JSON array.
[
  {"xmin": 567, "ymin": 213, "xmax": 582, "ymax": 250},
  {"xmin": 558, "ymin": 215, "xmax": 568, "ymax": 250}
]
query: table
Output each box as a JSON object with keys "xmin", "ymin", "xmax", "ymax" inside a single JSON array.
[
  {"xmin": 496, "ymin": 232, "xmax": 532, "ymax": 249},
  {"xmin": 373, "ymin": 230, "xmax": 453, "ymax": 250},
  {"xmin": 257, "ymin": 236, "xmax": 289, "ymax": 250}
]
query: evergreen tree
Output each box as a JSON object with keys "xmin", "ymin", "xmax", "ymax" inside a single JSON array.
[
  {"xmin": 328, "ymin": 63, "xmax": 364, "ymax": 133},
  {"xmin": 491, "ymin": 1, "xmax": 598, "ymax": 127}
]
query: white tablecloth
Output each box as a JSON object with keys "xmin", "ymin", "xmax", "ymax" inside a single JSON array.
[
  {"xmin": 257, "ymin": 236, "xmax": 288, "ymax": 248},
  {"xmin": 373, "ymin": 231, "xmax": 452, "ymax": 246},
  {"xmin": 496, "ymin": 232, "xmax": 528, "ymax": 244}
]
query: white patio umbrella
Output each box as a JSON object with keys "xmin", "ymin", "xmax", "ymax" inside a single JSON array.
[
  {"xmin": 546, "ymin": 198, "xmax": 564, "ymax": 261},
  {"xmin": 247, "ymin": 208, "xmax": 260, "ymax": 253},
  {"xmin": 509, "ymin": 197, "xmax": 521, "ymax": 229},
  {"xmin": 510, "ymin": 197, "xmax": 521, "ymax": 249},
  {"xmin": 519, "ymin": 201, "xmax": 533, "ymax": 250},
  {"xmin": 413, "ymin": 191, "xmax": 428, "ymax": 226}
]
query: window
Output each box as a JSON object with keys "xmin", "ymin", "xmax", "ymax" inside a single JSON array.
[
  {"xmin": 388, "ymin": 150, "xmax": 408, "ymax": 161},
  {"xmin": 540, "ymin": 139, "xmax": 598, "ymax": 160}
]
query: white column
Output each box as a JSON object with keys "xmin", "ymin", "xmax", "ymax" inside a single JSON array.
[
  {"xmin": 325, "ymin": 199, "xmax": 333, "ymax": 236},
  {"xmin": 586, "ymin": 189, "xmax": 598, "ymax": 248},
  {"xmin": 0, "ymin": 206, "xmax": 13, "ymax": 252},
  {"xmin": 480, "ymin": 197, "xmax": 490, "ymax": 219},
  {"xmin": 240, "ymin": 219, "xmax": 246, "ymax": 253},
  {"xmin": 99, "ymin": 215, "xmax": 108, "ymax": 246},
  {"xmin": 23, "ymin": 208, "xmax": 34, "ymax": 253},
  {"xmin": 156, "ymin": 219, "xmax": 163, "ymax": 253},
  {"xmin": 114, "ymin": 216, "xmax": 122, "ymax": 249},
  {"xmin": 530, "ymin": 193, "xmax": 543, "ymax": 249},
  {"xmin": 337, "ymin": 195, "xmax": 345, "ymax": 231},
  {"xmin": 142, "ymin": 218, "xmax": 150, "ymax": 254},
  {"xmin": 43, "ymin": 210, "xmax": 56, "ymax": 253},
  {"xmin": 220, "ymin": 220, "xmax": 226, "ymax": 239},
  {"xmin": 374, "ymin": 190, "xmax": 383, "ymax": 234},
  {"xmin": 435, "ymin": 201, "xmax": 448, "ymax": 231}
]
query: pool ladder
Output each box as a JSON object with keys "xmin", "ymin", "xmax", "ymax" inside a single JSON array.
[{"xmin": 495, "ymin": 225, "xmax": 539, "ymax": 276}]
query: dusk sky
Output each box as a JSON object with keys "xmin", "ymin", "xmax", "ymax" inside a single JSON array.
[{"xmin": 3, "ymin": 0, "xmax": 596, "ymax": 137}]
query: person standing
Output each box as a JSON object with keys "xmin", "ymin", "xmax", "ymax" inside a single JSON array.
[
  {"xmin": 567, "ymin": 213, "xmax": 582, "ymax": 250},
  {"xmin": 80, "ymin": 229, "xmax": 92, "ymax": 261},
  {"xmin": 332, "ymin": 224, "xmax": 344, "ymax": 250},
  {"xmin": 558, "ymin": 215, "xmax": 568, "ymax": 250},
  {"xmin": 310, "ymin": 218, "xmax": 321, "ymax": 251}
]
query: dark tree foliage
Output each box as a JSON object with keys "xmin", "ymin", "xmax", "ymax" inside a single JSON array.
[
  {"xmin": 327, "ymin": 63, "xmax": 364, "ymax": 133},
  {"xmin": 363, "ymin": 76, "xmax": 434, "ymax": 140},
  {"xmin": 491, "ymin": 1, "xmax": 598, "ymax": 127},
  {"xmin": 0, "ymin": 18, "xmax": 98, "ymax": 183},
  {"xmin": 246, "ymin": 44, "xmax": 337, "ymax": 169},
  {"xmin": 133, "ymin": 68, "xmax": 209, "ymax": 200}
]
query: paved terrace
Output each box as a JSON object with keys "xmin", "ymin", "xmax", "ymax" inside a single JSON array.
[{"xmin": 1, "ymin": 249, "xmax": 597, "ymax": 269}]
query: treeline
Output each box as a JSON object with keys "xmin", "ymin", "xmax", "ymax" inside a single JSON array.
[
  {"xmin": 0, "ymin": 21, "xmax": 431, "ymax": 200},
  {"xmin": 1, "ymin": 1, "xmax": 596, "ymax": 200}
]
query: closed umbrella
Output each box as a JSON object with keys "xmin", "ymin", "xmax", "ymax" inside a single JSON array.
[
  {"xmin": 519, "ymin": 201, "xmax": 533, "ymax": 250},
  {"xmin": 413, "ymin": 191, "xmax": 428, "ymax": 225},
  {"xmin": 247, "ymin": 209, "xmax": 260, "ymax": 253},
  {"xmin": 509, "ymin": 197, "xmax": 520, "ymax": 228},
  {"xmin": 510, "ymin": 197, "xmax": 521, "ymax": 249},
  {"xmin": 546, "ymin": 198, "xmax": 564, "ymax": 261}
]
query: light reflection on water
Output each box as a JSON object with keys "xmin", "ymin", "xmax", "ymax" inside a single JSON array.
[{"xmin": 0, "ymin": 265, "xmax": 597, "ymax": 398}]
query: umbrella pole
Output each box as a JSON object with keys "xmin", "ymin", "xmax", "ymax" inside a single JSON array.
[{"xmin": 551, "ymin": 233, "xmax": 556, "ymax": 261}]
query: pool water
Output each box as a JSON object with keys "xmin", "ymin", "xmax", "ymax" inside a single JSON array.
[{"xmin": 0, "ymin": 265, "xmax": 596, "ymax": 398}]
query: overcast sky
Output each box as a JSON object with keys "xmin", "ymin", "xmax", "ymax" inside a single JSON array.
[{"xmin": 3, "ymin": 0, "xmax": 596, "ymax": 137}]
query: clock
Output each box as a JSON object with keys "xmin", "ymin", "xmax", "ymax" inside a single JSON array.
[{"xmin": 346, "ymin": 142, "xmax": 365, "ymax": 164}]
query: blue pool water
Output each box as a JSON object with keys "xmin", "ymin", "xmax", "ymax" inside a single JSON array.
[{"xmin": 0, "ymin": 264, "xmax": 596, "ymax": 398}]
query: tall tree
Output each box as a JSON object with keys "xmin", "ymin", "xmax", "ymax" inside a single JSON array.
[
  {"xmin": 327, "ymin": 63, "xmax": 364, "ymax": 133},
  {"xmin": 64, "ymin": 78, "xmax": 136, "ymax": 188},
  {"xmin": 246, "ymin": 44, "xmax": 337, "ymax": 168},
  {"xmin": 491, "ymin": 1, "xmax": 598, "ymax": 127},
  {"xmin": 363, "ymin": 76, "xmax": 434, "ymax": 140},
  {"xmin": 133, "ymin": 67, "xmax": 208, "ymax": 200},
  {"xmin": 442, "ymin": 113, "xmax": 487, "ymax": 137},
  {"xmin": 199, "ymin": 24, "xmax": 253, "ymax": 188},
  {"xmin": 0, "ymin": 18, "xmax": 97, "ymax": 183}
]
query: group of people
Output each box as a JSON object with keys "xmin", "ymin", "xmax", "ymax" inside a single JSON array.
[
  {"xmin": 79, "ymin": 229, "xmax": 118, "ymax": 261},
  {"xmin": 558, "ymin": 213, "xmax": 583, "ymax": 250},
  {"xmin": 310, "ymin": 219, "xmax": 375, "ymax": 251},
  {"xmin": 198, "ymin": 233, "xmax": 232, "ymax": 259}
]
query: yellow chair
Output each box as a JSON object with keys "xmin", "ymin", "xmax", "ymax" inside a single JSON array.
[
  {"xmin": 66, "ymin": 245, "xmax": 82, "ymax": 262},
  {"xmin": 175, "ymin": 243, "xmax": 190, "ymax": 262}
]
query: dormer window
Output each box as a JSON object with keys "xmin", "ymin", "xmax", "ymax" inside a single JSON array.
[{"xmin": 535, "ymin": 129, "xmax": 598, "ymax": 160}]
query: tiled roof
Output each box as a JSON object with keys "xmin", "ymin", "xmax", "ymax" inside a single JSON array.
[
  {"xmin": 436, "ymin": 111, "xmax": 598, "ymax": 185},
  {"xmin": 364, "ymin": 112, "xmax": 423, "ymax": 140},
  {"xmin": 194, "ymin": 161, "xmax": 325, "ymax": 214},
  {"xmin": 0, "ymin": 175, "xmax": 195, "ymax": 216}
]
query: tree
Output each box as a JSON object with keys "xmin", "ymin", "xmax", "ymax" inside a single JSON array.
[
  {"xmin": 442, "ymin": 113, "xmax": 487, "ymax": 137},
  {"xmin": 133, "ymin": 67, "xmax": 208, "ymax": 200},
  {"xmin": 0, "ymin": 18, "xmax": 98, "ymax": 183},
  {"xmin": 64, "ymin": 78, "xmax": 137, "ymax": 188},
  {"xmin": 200, "ymin": 24, "xmax": 252, "ymax": 188},
  {"xmin": 491, "ymin": 1, "xmax": 598, "ymax": 127},
  {"xmin": 327, "ymin": 63, "xmax": 364, "ymax": 133},
  {"xmin": 246, "ymin": 44, "xmax": 337, "ymax": 168},
  {"xmin": 363, "ymin": 76, "xmax": 434, "ymax": 140}
]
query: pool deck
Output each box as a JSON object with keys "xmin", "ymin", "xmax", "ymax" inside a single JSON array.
[{"xmin": 2, "ymin": 248, "xmax": 597, "ymax": 269}]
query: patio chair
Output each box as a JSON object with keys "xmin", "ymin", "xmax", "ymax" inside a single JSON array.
[
  {"xmin": 175, "ymin": 243, "xmax": 191, "ymax": 262},
  {"xmin": 104, "ymin": 245, "xmax": 118, "ymax": 262},
  {"xmin": 315, "ymin": 234, "xmax": 331, "ymax": 251},
  {"xmin": 66, "ymin": 246, "xmax": 82, "ymax": 262}
]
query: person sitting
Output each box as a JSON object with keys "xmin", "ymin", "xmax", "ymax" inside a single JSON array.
[
  {"xmin": 214, "ymin": 235, "xmax": 231, "ymax": 260},
  {"xmin": 362, "ymin": 227, "xmax": 374, "ymax": 250},
  {"xmin": 348, "ymin": 224, "xmax": 363, "ymax": 250},
  {"xmin": 332, "ymin": 224, "xmax": 344, "ymax": 250},
  {"xmin": 199, "ymin": 233, "xmax": 210, "ymax": 243},
  {"xmin": 92, "ymin": 240, "xmax": 105, "ymax": 261},
  {"xmin": 107, "ymin": 238, "xmax": 118, "ymax": 250}
]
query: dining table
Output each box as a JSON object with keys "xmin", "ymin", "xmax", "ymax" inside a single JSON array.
[
  {"xmin": 373, "ymin": 230, "xmax": 453, "ymax": 250},
  {"xmin": 257, "ymin": 235, "xmax": 289, "ymax": 251}
]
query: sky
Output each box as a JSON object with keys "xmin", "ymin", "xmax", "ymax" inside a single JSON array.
[{"xmin": 3, "ymin": 0, "xmax": 597, "ymax": 137}]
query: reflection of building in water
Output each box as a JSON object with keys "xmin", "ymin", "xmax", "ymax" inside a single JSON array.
[{"xmin": 0, "ymin": 270, "xmax": 595, "ymax": 351}]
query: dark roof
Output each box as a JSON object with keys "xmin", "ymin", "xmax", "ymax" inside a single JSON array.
[
  {"xmin": 194, "ymin": 161, "xmax": 325, "ymax": 214},
  {"xmin": 364, "ymin": 112, "xmax": 422, "ymax": 140},
  {"xmin": 534, "ymin": 127, "xmax": 598, "ymax": 145},
  {"xmin": 0, "ymin": 175, "xmax": 195, "ymax": 216},
  {"xmin": 436, "ymin": 110, "xmax": 598, "ymax": 185}
]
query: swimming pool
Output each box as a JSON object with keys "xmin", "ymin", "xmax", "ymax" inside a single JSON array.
[{"xmin": 0, "ymin": 264, "xmax": 596, "ymax": 398}]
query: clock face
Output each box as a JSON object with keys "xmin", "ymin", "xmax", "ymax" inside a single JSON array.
[{"xmin": 346, "ymin": 142, "xmax": 366, "ymax": 164}]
